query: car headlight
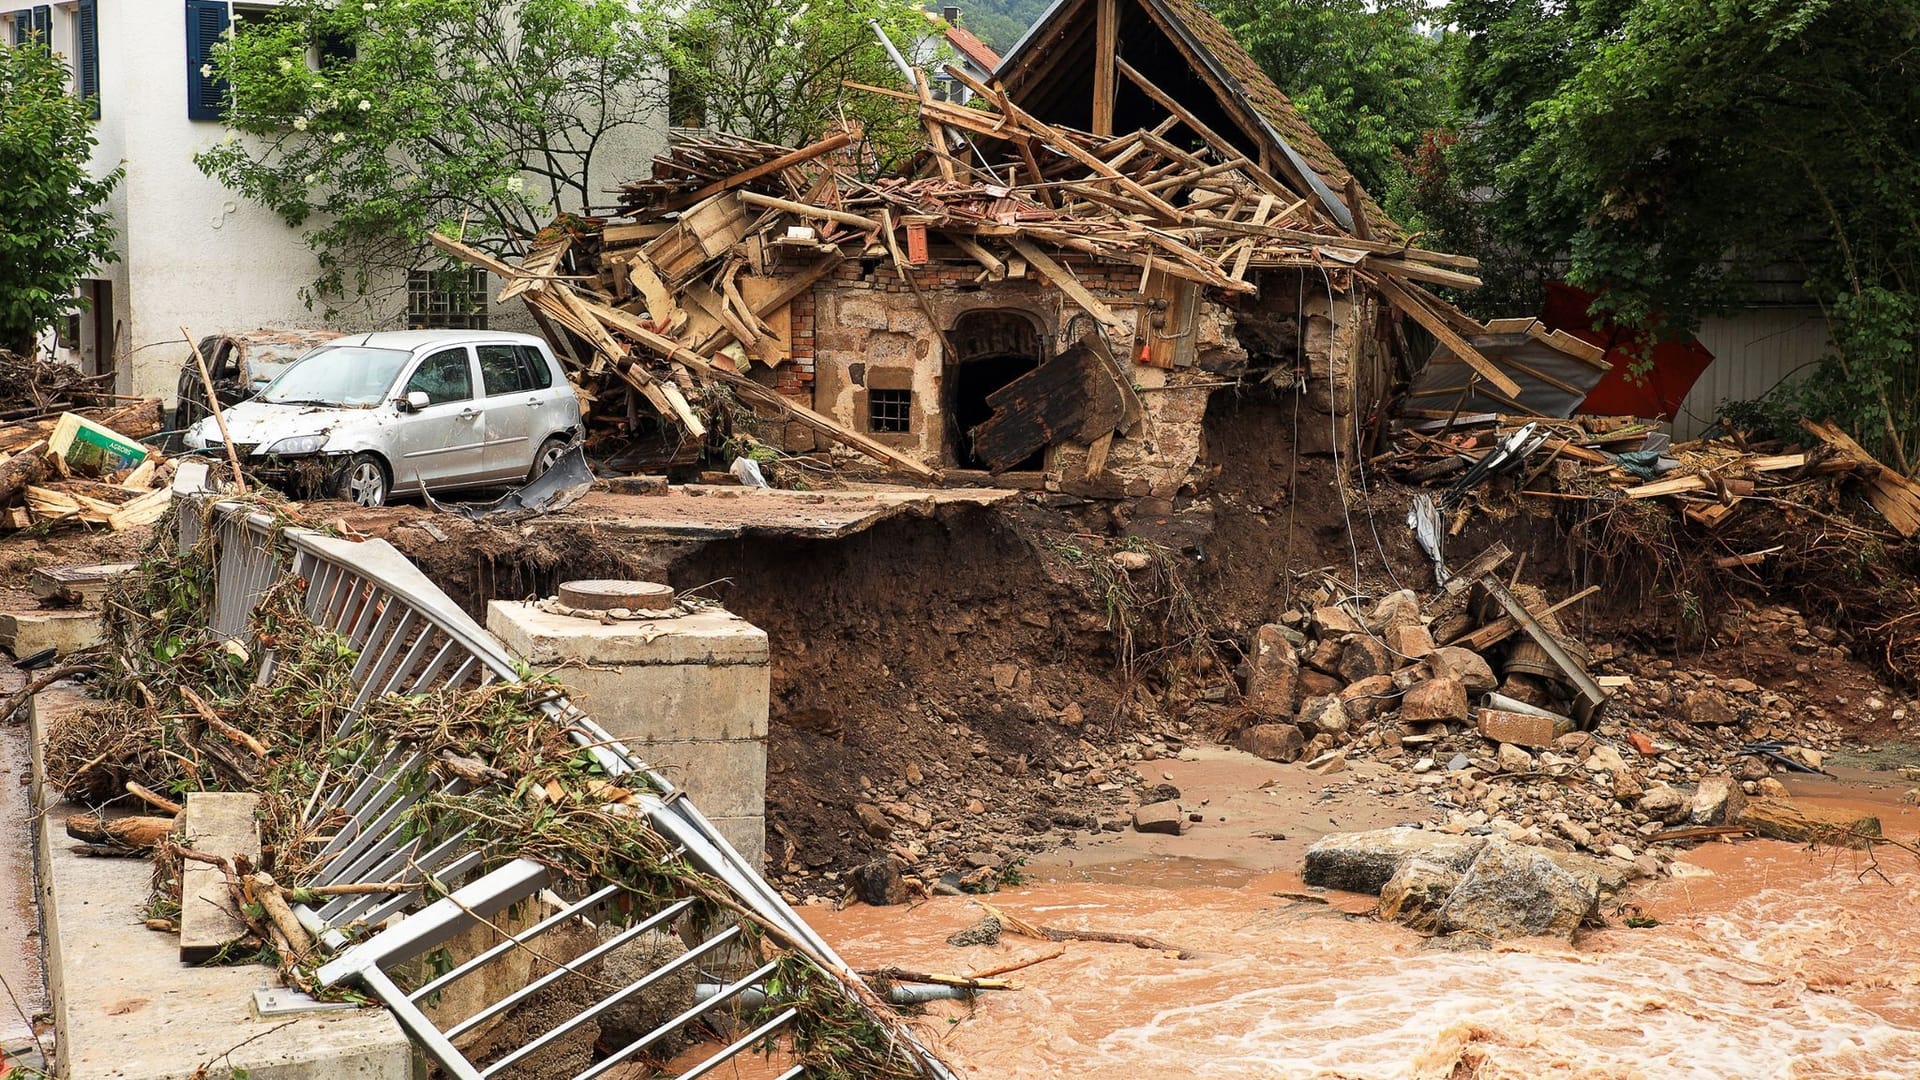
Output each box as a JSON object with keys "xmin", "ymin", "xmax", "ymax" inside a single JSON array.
[{"xmin": 264, "ymin": 435, "xmax": 328, "ymax": 456}]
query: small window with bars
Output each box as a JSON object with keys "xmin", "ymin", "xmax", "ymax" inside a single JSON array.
[
  {"xmin": 407, "ymin": 267, "xmax": 489, "ymax": 330},
  {"xmin": 868, "ymin": 388, "xmax": 912, "ymax": 433}
]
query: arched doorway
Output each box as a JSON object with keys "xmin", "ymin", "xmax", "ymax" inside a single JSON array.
[{"xmin": 946, "ymin": 309, "xmax": 1046, "ymax": 470}]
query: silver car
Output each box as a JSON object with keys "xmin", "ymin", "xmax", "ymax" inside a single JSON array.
[{"xmin": 184, "ymin": 330, "xmax": 582, "ymax": 507}]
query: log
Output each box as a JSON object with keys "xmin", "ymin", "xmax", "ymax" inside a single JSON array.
[
  {"xmin": 65, "ymin": 812, "xmax": 175, "ymax": 849},
  {"xmin": 1737, "ymin": 797, "xmax": 1881, "ymax": 849},
  {"xmin": 250, "ymin": 872, "xmax": 314, "ymax": 960}
]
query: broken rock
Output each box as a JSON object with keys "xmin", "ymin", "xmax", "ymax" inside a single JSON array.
[
  {"xmin": 1738, "ymin": 797, "xmax": 1881, "ymax": 848},
  {"xmin": 1636, "ymin": 785, "xmax": 1690, "ymax": 826},
  {"xmin": 854, "ymin": 857, "xmax": 908, "ymax": 906},
  {"xmin": 854, "ymin": 803, "xmax": 893, "ymax": 840},
  {"xmin": 1385, "ymin": 622, "xmax": 1436, "ymax": 660},
  {"xmin": 1245, "ymin": 624, "xmax": 1301, "ymax": 716},
  {"xmin": 1337, "ymin": 635, "xmax": 1395, "ymax": 683},
  {"xmin": 1297, "ymin": 695, "xmax": 1351, "ymax": 738},
  {"xmin": 1311, "ymin": 605, "xmax": 1364, "ymax": 639},
  {"xmin": 1133, "ymin": 800, "xmax": 1186, "ymax": 835},
  {"xmin": 1367, "ymin": 589, "xmax": 1423, "ymax": 632},
  {"xmin": 1379, "ymin": 858, "xmax": 1461, "ymax": 932},
  {"xmin": 1688, "ymin": 775, "xmax": 1747, "ymax": 826},
  {"xmin": 1475, "ymin": 708, "xmax": 1564, "ymax": 749},
  {"xmin": 1236, "ymin": 722, "xmax": 1305, "ymax": 764},
  {"xmin": 1338, "ymin": 675, "xmax": 1398, "ymax": 725},
  {"xmin": 1302, "ymin": 827, "xmax": 1488, "ymax": 894},
  {"xmin": 1496, "ymin": 743, "xmax": 1535, "ymax": 774},
  {"xmin": 1437, "ymin": 838, "xmax": 1600, "ymax": 941},
  {"xmin": 1428, "ymin": 646, "xmax": 1497, "ymax": 693},
  {"xmin": 1401, "ymin": 677, "xmax": 1468, "ymax": 724}
]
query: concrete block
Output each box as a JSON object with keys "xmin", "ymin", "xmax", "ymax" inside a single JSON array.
[
  {"xmin": 703, "ymin": 816, "xmax": 767, "ymax": 870},
  {"xmin": 31, "ymin": 686, "xmax": 411, "ymax": 1080},
  {"xmin": 178, "ymin": 792, "xmax": 260, "ymax": 964},
  {"xmin": 632, "ymin": 738, "xmax": 766, "ymax": 821},
  {"xmin": 487, "ymin": 601, "xmax": 769, "ymax": 667},
  {"xmin": 556, "ymin": 663, "xmax": 769, "ymax": 742},
  {"xmin": 0, "ymin": 607, "xmax": 103, "ymax": 657}
]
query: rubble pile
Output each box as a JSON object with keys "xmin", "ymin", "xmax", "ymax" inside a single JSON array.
[
  {"xmin": 429, "ymin": 66, "xmax": 1593, "ymax": 481},
  {"xmin": 0, "ymin": 398, "xmax": 174, "ymax": 531},
  {"xmin": 1211, "ymin": 541, "xmax": 1909, "ymax": 929}
]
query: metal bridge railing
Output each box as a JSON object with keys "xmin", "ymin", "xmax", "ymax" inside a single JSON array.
[{"xmin": 179, "ymin": 499, "xmax": 959, "ymax": 1080}]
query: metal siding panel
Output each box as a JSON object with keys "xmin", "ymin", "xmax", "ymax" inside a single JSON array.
[{"xmin": 1673, "ymin": 308, "xmax": 1830, "ymax": 439}]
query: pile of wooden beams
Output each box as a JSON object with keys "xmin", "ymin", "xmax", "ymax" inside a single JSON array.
[
  {"xmin": 0, "ymin": 400, "xmax": 174, "ymax": 531},
  {"xmin": 431, "ymin": 63, "xmax": 1538, "ymax": 481},
  {"xmin": 1386, "ymin": 412, "xmax": 1920, "ymax": 544}
]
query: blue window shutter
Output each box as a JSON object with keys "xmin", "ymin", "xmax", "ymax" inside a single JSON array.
[
  {"xmin": 29, "ymin": 4, "xmax": 48, "ymax": 42},
  {"xmin": 7, "ymin": 11, "xmax": 26, "ymax": 47},
  {"xmin": 76, "ymin": 0, "xmax": 99, "ymax": 116},
  {"xmin": 184, "ymin": 0, "xmax": 229, "ymax": 122}
]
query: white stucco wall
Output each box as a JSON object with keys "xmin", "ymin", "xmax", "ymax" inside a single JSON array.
[{"xmin": 57, "ymin": 0, "xmax": 667, "ymax": 405}]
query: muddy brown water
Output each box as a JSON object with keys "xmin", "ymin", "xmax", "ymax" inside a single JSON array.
[{"xmin": 796, "ymin": 793, "xmax": 1920, "ymax": 1079}]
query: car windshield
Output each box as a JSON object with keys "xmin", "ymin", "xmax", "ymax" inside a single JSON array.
[{"xmin": 258, "ymin": 347, "xmax": 411, "ymax": 407}]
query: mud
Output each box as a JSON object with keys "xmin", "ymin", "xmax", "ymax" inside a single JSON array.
[{"xmin": 804, "ymin": 764, "xmax": 1920, "ymax": 1079}]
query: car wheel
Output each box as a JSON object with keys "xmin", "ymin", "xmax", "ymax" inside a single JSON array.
[
  {"xmin": 336, "ymin": 453, "xmax": 390, "ymax": 508},
  {"xmin": 528, "ymin": 436, "xmax": 570, "ymax": 482}
]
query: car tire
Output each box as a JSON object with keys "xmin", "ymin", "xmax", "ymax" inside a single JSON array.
[
  {"xmin": 336, "ymin": 453, "xmax": 390, "ymax": 508},
  {"xmin": 528, "ymin": 435, "xmax": 571, "ymax": 482}
]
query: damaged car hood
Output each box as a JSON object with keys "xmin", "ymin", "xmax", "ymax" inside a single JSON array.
[{"xmin": 204, "ymin": 400, "xmax": 373, "ymax": 452}]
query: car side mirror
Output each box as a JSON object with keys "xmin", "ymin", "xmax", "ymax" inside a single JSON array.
[{"xmin": 402, "ymin": 391, "xmax": 430, "ymax": 412}]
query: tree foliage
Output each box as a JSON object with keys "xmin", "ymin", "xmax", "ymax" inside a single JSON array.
[
  {"xmin": 1432, "ymin": 0, "xmax": 1920, "ymax": 470},
  {"xmin": 0, "ymin": 39, "xmax": 120, "ymax": 352},
  {"xmin": 667, "ymin": 0, "xmax": 940, "ymax": 166},
  {"xmin": 195, "ymin": 0, "xmax": 673, "ymax": 313},
  {"xmin": 1207, "ymin": 0, "xmax": 1455, "ymax": 203}
]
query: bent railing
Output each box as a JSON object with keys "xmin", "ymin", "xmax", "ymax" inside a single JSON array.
[{"xmin": 182, "ymin": 500, "xmax": 959, "ymax": 1080}]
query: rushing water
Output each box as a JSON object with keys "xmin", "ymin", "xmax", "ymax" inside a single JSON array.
[{"xmin": 806, "ymin": 831, "xmax": 1920, "ymax": 1078}]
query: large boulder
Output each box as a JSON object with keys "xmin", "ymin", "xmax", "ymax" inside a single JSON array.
[
  {"xmin": 1400, "ymin": 677, "xmax": 1468, "ymax": 724},
  {"xmin": 1437, "ymin": 838, "xmax": 1600, "ymax": 941},
  {"xmin": 1637, "ymin": 784, "xmax": 1690, "ymax": 825},
  {"xmin": 1302, "ymin": 827, "xmax": 1488, "ymax": 894},
  {"xmin": 1368, "ymin": 589, "xmax": 1423, "ymax": 632},
  {"xmin": 1337, "ymin": 635, "xmax": 1395, "ymax": 683},
  {"xmin": 1134, "ymin": 800, "xmax": 1185, "ymax": 835},
  {"xmin": 1338, "ymin": 675, "xmax": 1398, "ymax": 725},
  {"xmin": 1245, "ymin": 625, "xmax": 1301, "ymax": 716},
  {"xmin": 1236, "ymin": 722, "xmax": 1305, "ymax": 764},
  {"xmin": 1689, "ymin": 775, "xmax": 1747, "ymax": 826},
  {"xmin": 1386, "ymin": 622, "xmax": 1436, "ymax": 660},
  {"xmin": 1427, "ymin": 646, "xmax": 1497, "ymax": 693}
]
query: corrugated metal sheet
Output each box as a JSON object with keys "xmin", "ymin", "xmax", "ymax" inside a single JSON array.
[{"xmin": 1672, "ymin": 307, "xmax": 1831, "ymax": 439}]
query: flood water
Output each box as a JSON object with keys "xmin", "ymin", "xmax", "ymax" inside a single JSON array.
[{"xmin": 806, "ymin": 817, "xmax": 1920, "ymax": 1078}]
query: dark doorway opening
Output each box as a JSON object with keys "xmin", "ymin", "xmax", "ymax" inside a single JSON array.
[{"xmin": 946, "ymin": 310, "xmax": 1046, "ymax": 470}]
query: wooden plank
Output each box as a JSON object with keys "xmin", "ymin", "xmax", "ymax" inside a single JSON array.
[
  {"xmin": 1008, "ymin": 237, "xmax": 1132, "ymax": 343},
  {"xmin": 691, "ymin": 254, "xmax": 841, "ymax": 356},
  {"xmin": 497, "ymin": 231, "xmax": 572, "ymax": 303},
  {"xmin": 178, "ymin": 792, "xmax": 260, "ymax": 964},
  {"xmin": 1622, "ymin": 474, "xmax": 1709, "ymax": 499},
  {"xmin": 1365, "ymin": 256, "xmax": 1483, "ymax": 291},
  {"xmin": 1370, "ymin": 272, "xmax": 1524, "ymax": 399},
  {"xmin": 1083, "ymin": 430, "xmax": 1114, "ymax": 479},
  {"xmin": 942, "ymin": 231, "xmax": 1007, "ymax": 279},
  {"xmin": 1092, "ymin": 0, "xmax": 1117, "ymax": 136},
  {"xmin": 1110, "ymin": 55, "xmax": 1301, "ymax": 207},
  {"xmin": 658, "ymin": 130, "xmax": 854, "ymax": 212},
  {"xmin": 738, "ymin": 190, "xmax": 880, "ymax": 232}
]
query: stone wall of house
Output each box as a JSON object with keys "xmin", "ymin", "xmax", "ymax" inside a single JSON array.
[{"xmin": 769, "ymin": 253, "xmax": 1381, "ymax": 496}]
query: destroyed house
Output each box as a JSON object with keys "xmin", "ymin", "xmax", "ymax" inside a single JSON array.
[{"xmin": 446, "ymin": 0, "xmax": 1595, "ymax": 495}]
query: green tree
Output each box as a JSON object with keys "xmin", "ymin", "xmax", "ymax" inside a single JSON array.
[
  {"xmin": 1206, "ymin": 0, "xmax": 1455, "ymax": 203},
  {"xmin": 0, "ymin": 38, "xmax": 120, "ymax": 353},
  {"xmin": 669, "ymin": 0, "xmax": 942, "ymax": 167},
  {"xmin": 195, "ymin": 0, "xmax": 673, "ymax": 314},
  {"xmin": 1438, "ymin": 0, "xmax": 1920, "ymax": 471}
]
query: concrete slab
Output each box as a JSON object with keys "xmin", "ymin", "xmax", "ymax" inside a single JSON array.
[
  {"xmin": 0, "ymin": 608, "xmax": 103, "ymax": 657},
  {"xmin": 524, "ymin": 484, "xmax": 1016, "ymax": 541},
  {"xmin": 30, "ymin": 686, "xmax": 414, "ymax": 1080},
  {"xmin": 0, "ymin": 672, "xmax": 47, "ymax": 1050},
  {"xmin": 176, "ymin": 793, "xmax": 260, "ymax": 964},
  {"xmin": 488, "ymin": 601, "xmax": 769, "ymax": 668}
]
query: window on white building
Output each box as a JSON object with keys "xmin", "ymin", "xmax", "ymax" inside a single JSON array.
[{"xmin": 407, "ymin": 268, "xmax": 490, "ymax": 331}]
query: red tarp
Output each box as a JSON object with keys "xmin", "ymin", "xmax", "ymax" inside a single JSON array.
[{"xmin": 1541, "ymin": 283, "xmax": 1716, "ymax": 421}]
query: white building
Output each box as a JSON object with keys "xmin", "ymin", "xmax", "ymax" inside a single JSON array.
[{"xmin": 4, "ymin": 1, "xmax": 664, "ymax": 406}]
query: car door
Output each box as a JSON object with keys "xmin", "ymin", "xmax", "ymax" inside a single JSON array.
[
  {"xmin": 385, "ymin": 346, "xmax": 487, "ymax": 492},
  {"xmin": 473, "ymin": 343, "xmax": 539, "ymax": 480}
]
